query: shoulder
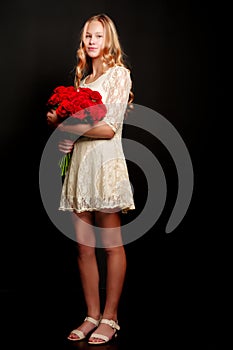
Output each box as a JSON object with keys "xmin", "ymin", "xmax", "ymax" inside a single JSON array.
[
  {"xmin": 108, "ymin": 65, "xmax": 131, "ymax": 81},
  {"xmin": 111, "ymin": 65, "xmax": 130, "ymax": 75}
]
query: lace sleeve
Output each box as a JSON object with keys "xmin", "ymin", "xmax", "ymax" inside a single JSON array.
[{"xmin": 103, "ymin": 66, "xmax": 132, "ymax": 133}]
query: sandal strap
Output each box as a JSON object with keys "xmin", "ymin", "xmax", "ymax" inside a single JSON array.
[
  {"xmin": 90, "ymin": 332, "xmax": 109, "ymax": 342},
  {"xmin": 84, "ymin": 316, "xmax": 101, "ymax": 326},
  {"xmin": 100, "ymin": 318, "xmax": 120, "ymax": 330},
  {"xmin": 69, "ymin": 329, "xmax": 85, "ymax": 338}
]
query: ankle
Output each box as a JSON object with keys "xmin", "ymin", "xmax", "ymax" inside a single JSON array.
[
  {"xmin": 102, "ymin": 313, "xmax": 117, "ymax": 322},
  {"xmin": 86, "ymin": 313, "xmax": 101, "ymax": 321}
]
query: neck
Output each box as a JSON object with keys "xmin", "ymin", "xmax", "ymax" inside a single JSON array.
[{"xmin": 91, "ymin": 58, "xmax": 107, "ymax": 78}]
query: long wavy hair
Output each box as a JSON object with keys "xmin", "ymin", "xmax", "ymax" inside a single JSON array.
[{"xmin": 74, "ymin": 13, "xmax": 134, "ymax": 104}]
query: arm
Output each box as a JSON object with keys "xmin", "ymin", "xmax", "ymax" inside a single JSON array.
[
  {"xmin": 47, "ymin": 108, "xmax": 114, "ymax": 138},
  {"xmin": 58, "ymin": 120, "xmax": 115, "ymax": 139},
  {"xmin": 102, "ymin": 66, "xmax": 132, "ymax": 133}
]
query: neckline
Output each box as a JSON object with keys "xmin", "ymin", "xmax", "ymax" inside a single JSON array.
[
  {"xmin": 83, "ymin": 71, "xmax": 106, "ymax": 85},
  {"xmin": 83, "ymin": 66, "xmax": 115, "ymax": 85}
]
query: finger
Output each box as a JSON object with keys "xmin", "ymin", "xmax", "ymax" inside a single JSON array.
[
  {"xmin": 58, "ymin": 144, "xmax": 74, "ymax": 152},
  {"xmin": 59, "ymin": 140, "xmax": 75, "ymax": 146},
  {"xmin": 59, "ymin": 148, "xmax": 73, "ymax": 154},
  {"xmin": 63, "ymin": 139, "xmax": 75, "ymax": 145},
  {"xmin": 59, "ymin": 147, "xmax": 73, "ymax": 153}
]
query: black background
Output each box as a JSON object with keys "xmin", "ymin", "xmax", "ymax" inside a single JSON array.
[{"xmin": 0, "ymin": 1, "xmax": 218, "ymax": 348}]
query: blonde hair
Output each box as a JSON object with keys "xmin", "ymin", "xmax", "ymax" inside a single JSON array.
[{"xmin": 74, "ymin": 13, "xmax": 134, "ymax": 103}]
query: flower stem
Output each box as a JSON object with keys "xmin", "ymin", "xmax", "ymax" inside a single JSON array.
[{"xmin": 58, "ymin": 152, "xmax": 72, "ymax": 176}]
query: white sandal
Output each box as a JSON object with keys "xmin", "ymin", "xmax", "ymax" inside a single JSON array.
[
  {"xmin": 67, "ymin": 316, "xmax": 101, "ymax": 341},
  {"xmin": 88, "ymin": 318, "xmax": 120, "ymax": 345}
]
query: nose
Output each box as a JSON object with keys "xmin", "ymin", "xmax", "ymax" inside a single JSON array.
[{"xmin": 89, "ymin": 36, "xmax": 95, "ymax": 44}]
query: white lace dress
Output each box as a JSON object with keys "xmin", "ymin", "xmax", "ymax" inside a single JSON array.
[{"xmin": 59, "ymin": 65, "xmax": 135, "ymax": 213}]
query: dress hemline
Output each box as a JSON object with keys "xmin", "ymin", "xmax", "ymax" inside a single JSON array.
[{"xmin": 58, "ymin": 205, "xmax": 135, "ymax": 214}]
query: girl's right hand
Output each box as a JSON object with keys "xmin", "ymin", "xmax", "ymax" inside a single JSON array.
[
  {"xmin": 58, "ymin": 139, "xmax": 75, "ymax": 154},
  {"xmin": 47, "ymin": 109, "xmax": 59, "ymax": 127}
]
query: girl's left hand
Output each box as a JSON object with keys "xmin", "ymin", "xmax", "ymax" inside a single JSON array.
[{"xmin": 58, "ymin": 139, "xmax": 75, "ymax": 154}]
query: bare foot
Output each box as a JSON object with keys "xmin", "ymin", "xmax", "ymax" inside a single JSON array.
[
  {"xmin": 88, "ymin": 323, "xmax": 116, "ymax": 343},
  {"xmin": 68, "ymin": 318, "xmax": 99, "ymax": 340}
]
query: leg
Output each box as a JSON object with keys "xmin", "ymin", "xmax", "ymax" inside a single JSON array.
[
  {"xmin": 88, "ymin": 211, "xmax": 126, "ymax": 343},
  {"xmin": 67, "ymin": 211, "xmax": 101, "ymax": 340}
]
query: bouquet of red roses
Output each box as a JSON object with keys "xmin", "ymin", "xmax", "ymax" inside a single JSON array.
[
  {"xmin": 46, "ymin": 85, "xmax": 107, "ymax": 176},
  {"xmin": 47, "ymin": 85, "xmax": 107, "ymax": 123}
]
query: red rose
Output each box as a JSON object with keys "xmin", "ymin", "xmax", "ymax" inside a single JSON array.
[
  {"xmin": 90, "ymin": 91, "xmax": 102, "ymax": 103},
  {"xmin": 57, "ymin": 100, "xmax": 76, "ymax": 117},
  {"xmin": 90, "ymin": 104, "xmax": 108, "ymax": 123}
]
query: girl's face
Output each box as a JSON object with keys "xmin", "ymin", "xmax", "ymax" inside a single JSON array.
[{"xmin": 83, "ymin": 20, "xmax": 105, "ymax": 59}]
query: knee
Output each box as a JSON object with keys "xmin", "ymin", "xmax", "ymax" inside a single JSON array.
[{"xmin": 78, "ymin": 244, "xmax": 96, "ymax": 258}]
